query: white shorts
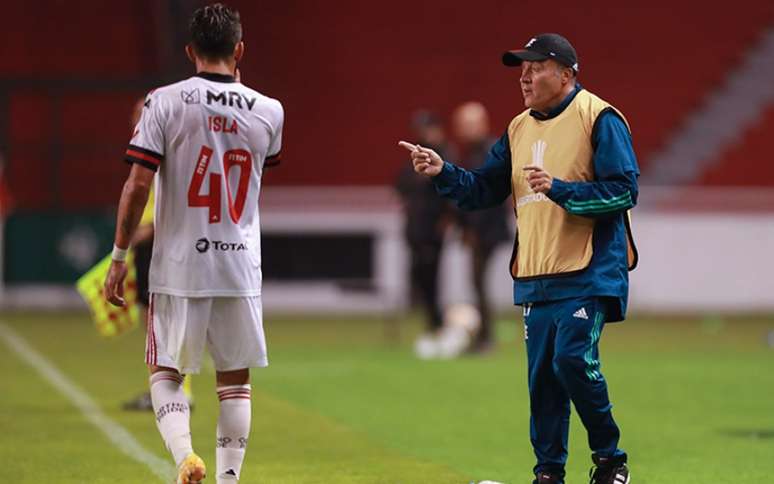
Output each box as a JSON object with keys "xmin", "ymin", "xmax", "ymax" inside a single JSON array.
[{"xmin": 145, "ymin": 294, "xmax": 268, "ymax": 374}]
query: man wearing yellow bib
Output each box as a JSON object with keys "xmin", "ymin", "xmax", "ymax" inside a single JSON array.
[{"xmin": 400, "ymin": 33, "xmax": 637, "ymax": 484}]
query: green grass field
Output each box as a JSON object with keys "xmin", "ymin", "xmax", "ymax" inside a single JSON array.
[{"xmin": 1, "ymin": 311, "xmax": 774, "ymax": 483}]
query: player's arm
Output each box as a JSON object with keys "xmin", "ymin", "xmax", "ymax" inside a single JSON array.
[
  {"xmin": 105, "ymin": 89, "xmax": 166, "ymax": 306},
  {"xmin": 398, "ymin": 131, "xmax": 512, "ymax": 210},
  {"xmin": 132, "ymin": 185, "xmax": 155, "ymax": 245},
  {"xmin": 525, "ymin": 111, "xmax": 639, "ymax": 219},
  {"xmin": 264, "ymin": 99, "xmax": 284, "ymax": 169},
  {"xmin": 105, "ymin": 164, "xmax": 155, "ymax": 307},
  {"xmin": 115, "ymin": 164, "xmax": 155, "ymax": 248}
]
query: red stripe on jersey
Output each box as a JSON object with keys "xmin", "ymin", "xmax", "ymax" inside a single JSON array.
[
  {"xmin": 144, "ymin": 333, "xmax": 150, "ymax": 365},
  {"xmin": 219, "ymin": 395, "xmax": 252, "ymax": 401},
  {"xmin": 145, "ymin": 295, "xmax": 152, "ymax": 365},
  {"xmin": 126, "ymin": 149, "xmax": 161, "ymax": 166},
  {"xmin": 149, "ymin": 294, "xmax": 157, "ymax": 366},
  {"xmin": 265, "ymin": 151, "xmax": 281, "ymax": 168}
]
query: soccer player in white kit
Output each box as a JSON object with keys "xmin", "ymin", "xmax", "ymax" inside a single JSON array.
[{"xmin": 104, "ymin": 4, "xmax": 283, "ymax": 483}]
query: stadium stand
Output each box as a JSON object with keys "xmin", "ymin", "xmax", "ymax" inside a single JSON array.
[
  {"xmin": 700, "ymin": 104, "xmax": 774, "ymax": 186},
  {"xmin": 1, "ymin": 0, "xmax": 773, "ymax": 215}
]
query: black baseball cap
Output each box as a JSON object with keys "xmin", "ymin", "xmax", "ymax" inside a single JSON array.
[{"xmin": 502, "ymin": 33, "xmax": 579, "ymax": 73}]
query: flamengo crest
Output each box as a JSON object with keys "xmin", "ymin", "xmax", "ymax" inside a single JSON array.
[{"xmin": 531, "ymin": 139, "xmax": 546, "ymax": 168}]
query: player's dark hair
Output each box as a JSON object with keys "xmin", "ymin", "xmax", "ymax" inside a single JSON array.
[{"xmin": 189, "ymin": 3, "xmax": 242, "ymax": 60}]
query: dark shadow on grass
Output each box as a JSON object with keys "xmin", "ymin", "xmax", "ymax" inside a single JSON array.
[{"xmin": 719, "ymin": 429, "xmax": 774, "ymax": 440}]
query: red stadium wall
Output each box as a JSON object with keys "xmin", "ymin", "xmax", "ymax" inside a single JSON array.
[
  {"xmin": 2, "ymin": 1, "xmax": 773, "ymax": 210},
  {"xmin": 699, "ymin": 105, "xmax": 774, "ymax": 186},
  {"xmin": 0, "ymin": 2, "xmax": 159, "ymax": 79},
  {"xmin": 0, "ymin": 1, "xmax": 160, "ymax": 209},
  {"xmin": 241, "ymin": 1, "xmax": 773, "ymax": 186}
]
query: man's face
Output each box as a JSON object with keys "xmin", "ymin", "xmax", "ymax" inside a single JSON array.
[
  {"xmin": 415, "ymin": 124, "xmax": 444, "ymax": 147},
  {"xmin": 453, "ymin": 102, "xmax": 489, "ymax": 146},
  {"xmin": 520, "ymin": 60, "xmax": 567, "ymax": 113}
]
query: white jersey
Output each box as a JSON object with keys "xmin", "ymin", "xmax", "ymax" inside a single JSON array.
[{"xmin": 125, "ymin": 72, "xmax": 283, "ymax": 297}]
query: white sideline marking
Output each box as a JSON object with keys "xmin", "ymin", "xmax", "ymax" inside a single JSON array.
[{"xmin": 0, "ymin": 322, "xmax": 175, "ymax": 482}]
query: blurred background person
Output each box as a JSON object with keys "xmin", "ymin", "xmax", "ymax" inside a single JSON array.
[
  {"xmin": 395, "ymin": 110, "xmax": 455, "ymax": 353},
  {"xmin": 452, "ymin": 102, "xmax": 512, "ymax": 354}
]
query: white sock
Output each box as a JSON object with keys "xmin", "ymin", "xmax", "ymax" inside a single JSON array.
[
  {"xmin": 150, "ymin": 371, "xmax": 193, "ymax": 467},
  {"xmin": 216, "ymin": 384, "xmax": 252, "ymax": 482}
]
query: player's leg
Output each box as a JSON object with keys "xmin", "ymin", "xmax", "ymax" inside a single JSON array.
[
  {"xmin": 413, "ymin": 240, "xmax": 443, "ymax": 332},
  {"xmin": 182, "ymin": 374, "xmax": 194, "ymax": 407},
  {"xmin": 207, "ymin": 296, "xmax": 268, "ymax": 483},
  {"xmin": 551, "ymin": 297, "xmax": 628, "ymax": 482},
  {"xmin": 215, "ymin": 368, "xmax": 251, "ymax": 483},
  {"xmin": 469, "ymin": 238, "xmax": 494, "ymax": 353},
  {"xmin": 149, "ymin": 365, "xmax": 204, "ymax": 482},
  {"xmin": 123, "ymin": 237, "xmax": 155, "ymax": 411},
  {"xmin": 524, "ymin": 302, "xmax": 569, "ymax": 483},
  {"xmin": 146, "ymin": 294, "xmax": 209, "ymax": 482}
]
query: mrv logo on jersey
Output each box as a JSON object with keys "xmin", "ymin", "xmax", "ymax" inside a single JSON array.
[
  {"xmin": 206, "ymin": 90, "xmax": 257, "ymax": 110},
  {"xmin": 195, "ymin": 238, "xmax": 247, "ymax": 253}
]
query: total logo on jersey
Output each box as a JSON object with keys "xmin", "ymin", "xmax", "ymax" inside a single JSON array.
[{"xmin": 195, "ymin": 237, "xmax": 247, "ymax": 253}]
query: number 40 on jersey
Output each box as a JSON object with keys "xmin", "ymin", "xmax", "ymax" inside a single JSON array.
[{"xmin": 188, "ymin": 145, "xmax": 252, "ymax": 224}]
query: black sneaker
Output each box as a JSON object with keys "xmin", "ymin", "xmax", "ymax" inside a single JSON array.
[
  {"xmin": 532, "ymin": 471, "xmax": 563, "ymax": 484},
  {"xmin": 589, "ymin": 455, "xmax": 630, "ymax": 484},
  {"xmin": 467, "ymin": 337, "xmax": 496, "ymax": 355},
  {"xmin": 122, "ymin": 391, "xmax": 153, "ymax": 411}
]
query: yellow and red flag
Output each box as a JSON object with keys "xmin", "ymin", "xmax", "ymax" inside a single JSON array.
[{"xmin": 76, "ymin": 253, "xmax": 141, "ymax": 337}]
